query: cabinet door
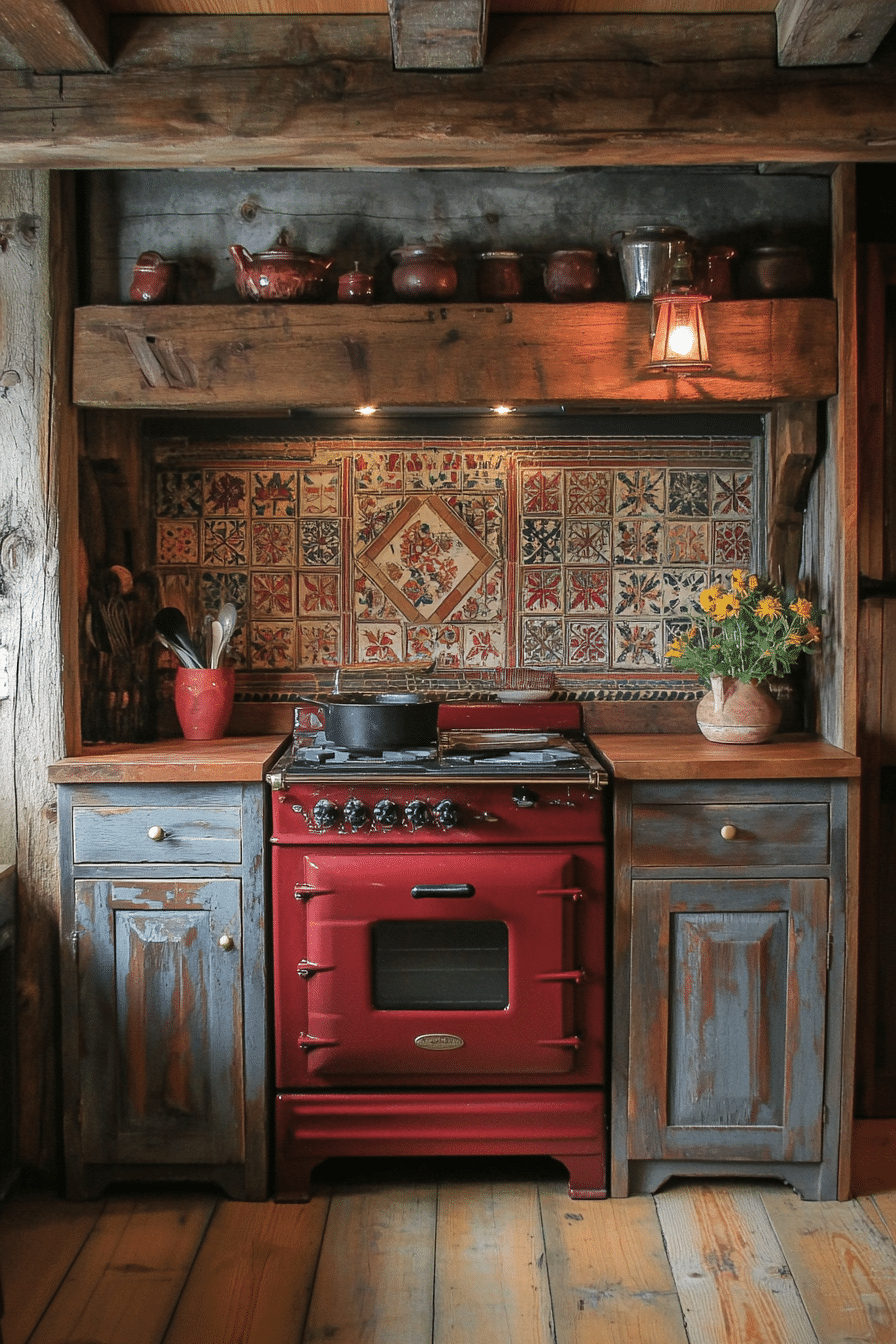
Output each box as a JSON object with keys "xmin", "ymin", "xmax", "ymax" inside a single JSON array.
[
  {"xmin": 74, "ymin": 877, "xmax": 245, "ymax": 1166},
  {"xmin": 628, "ymin": 877, "xmax": 828, "ymax": 1163}
]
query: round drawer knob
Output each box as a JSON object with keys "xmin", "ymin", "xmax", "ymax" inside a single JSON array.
[
  {"xmin": 720, "ymin": 824, "xmax": 738, "ymax": 841},
  {"xmin": 147, "ymin": 825, "xmax": 166, "ymax": 841},
  {"xmin": 218, "ymin": 934, "xmax": 235, "ymax": 951}
]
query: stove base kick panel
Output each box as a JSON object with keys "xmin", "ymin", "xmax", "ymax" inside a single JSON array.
[{"xmin": 274, "ymin": 1089, "xmax": 607, "ymax": 1201}]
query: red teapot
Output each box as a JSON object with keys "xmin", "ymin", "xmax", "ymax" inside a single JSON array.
[{"xmin": 229, "ymin": 244, "xmax": 334, "ymax": 302}]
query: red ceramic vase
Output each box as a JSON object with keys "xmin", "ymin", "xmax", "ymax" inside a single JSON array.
[{"xmin": 174, "ymin": 667, "xmax": 235, "ymax": 741}]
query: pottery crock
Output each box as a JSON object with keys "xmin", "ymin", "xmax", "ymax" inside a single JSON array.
[
  {"xmin": 174, "ymin": 666, "xmax": 235, "ymax": 741},
  {"xmin": 129, "ymin": 250, "xmax": 179, "ymax": 304},
  {"xmin": 543, "ymin": 249, "xmax": 598, "ymax": 302},
  {"xmin": 229, "ymin": 244, "xmax": 334, "ymax": 302},
  {"xmin": 695, "ymin": 675, "xmax": 783, "ymax": 745},
  {"xmin": 390, "ymin": 245, "xmax": 457, "ymax": 301},
  {"xmin": 476, "ymin": 251, "xmax": 524, "ymax": 301}
]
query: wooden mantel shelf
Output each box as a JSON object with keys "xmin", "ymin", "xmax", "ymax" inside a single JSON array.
[{"xmin": 72, "ymin": 299, "xmax": 837, "ymax": 413}]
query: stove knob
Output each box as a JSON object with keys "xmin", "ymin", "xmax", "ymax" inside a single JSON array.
[
  {"xmin": 312, "ymin": 799, "xmax": 341, "ymax": 830},
  {"xmin": 404, "ymin": 800, "xmax": 431, "ymax": 830},
  {"xmin": 433, "ymin": 799, "xmax": 460, "ymax": 830},
  {"xmin": 373, "ymin": 799, "xmax": 400, "ymax": 828},
  {"xmin": 343, "ymin": 798, "xmax": 370, "ymax": 831},
  {"xmin": 512, "ymin": 785, "xmax": 539, "ymax": 808}
]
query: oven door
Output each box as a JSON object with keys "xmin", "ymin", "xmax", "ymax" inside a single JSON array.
[{"xmin": 274, "ymin": 845, "xmax": 605, "ymax": 1086}]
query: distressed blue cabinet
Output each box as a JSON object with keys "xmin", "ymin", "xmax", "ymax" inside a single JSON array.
[
  {"xmin": 58, "ymin": 782, "xmax": 268, "ymax": 1199},
  {"xmin": 611, "ymin": 776, "xmax": 852, "ymax": 1201}
]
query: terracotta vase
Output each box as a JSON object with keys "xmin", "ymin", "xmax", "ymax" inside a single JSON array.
[
  {"xmin": 174, "ymin": 667, "xmax": 235, "ymax": 741},
  {"xmin": 695, "ymin": 675, "xmax": 782, "ymax": 745}
]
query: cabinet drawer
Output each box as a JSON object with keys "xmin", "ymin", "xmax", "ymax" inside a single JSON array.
[
  {"xmin": 631, "ymin": 802, "xmax": 829, "ymax": 868},
  {"xmin": 72, "ymin": 805, "xmax": 242, "ymax": 865}
]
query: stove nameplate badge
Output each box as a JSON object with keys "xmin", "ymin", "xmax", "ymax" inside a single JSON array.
[{"xmin": 415, "ymin": 1033, "xmax": 465, "ymax": 1051}]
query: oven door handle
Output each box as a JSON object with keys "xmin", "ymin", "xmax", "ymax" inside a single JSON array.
[
  {"xmin": 537, "ymin": 1035, "xmax": 581, "ymax": 1049},
  {"xmin": 294, "ymin": 883, "xmax": 335, "ymax": 901},
  {"xmin": 535, "ymin": 968, "xmax": 588, "ymax": 984},
  {"xmin": 410, "ymin": 884, "xmax": 476, "ymax": 899},
  {"xmin": 537, "ymin": 887, "xmax": 585, "ymax": 902}
]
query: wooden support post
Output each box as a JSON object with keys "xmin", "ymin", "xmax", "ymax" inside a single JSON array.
[{"xmin": 389, "ymin": 0, "xmax": 489, "ymax": 69}]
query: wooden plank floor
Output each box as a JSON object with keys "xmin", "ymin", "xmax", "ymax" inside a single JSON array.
[{"xmin": 3, "ymin": 1121, "xmax": 896, "ymax": 1344}]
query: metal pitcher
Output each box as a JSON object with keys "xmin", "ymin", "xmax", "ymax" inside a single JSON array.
[{"xmin": 608, "ymin": 225, "xmax": 691, "ymax": 300}]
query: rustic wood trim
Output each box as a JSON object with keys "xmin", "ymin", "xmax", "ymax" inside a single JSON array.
[
  {"xmin": 388, "ymin": 0, "xmax": 489, "ymax": 69},
  {"xmin": 610, "ymin": 779, "xmax": 633, "ymax": 1198},
  {"xmin": 0, "ymin": 15, "xmax": 894, "ymax": 167},
  {"xmin": 767, "ymin": 402, "xmax": 818, "ymax": 590},
  {"xmin": 775, "ymin": 0, "xmax": 896, "ymax": 67},
  {"xmin": 0, "ymin": 0, "xmax": 109, "ymax": 73},
  {"xmin": 839, "ymin": 776, "xmax": 860, "ymax": 1199},
  {"xmin": 70, "ymin": 300, "xmax": 838, "ymax": 412}
]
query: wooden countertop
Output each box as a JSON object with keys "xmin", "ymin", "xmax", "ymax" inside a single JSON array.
[
  {"xmin": 48, "ymin": 735, "xmax": 289, "ymax": 785},
  {"xmin": 590, "ymin": 733, "xmax": 861, "ymax": 781}
]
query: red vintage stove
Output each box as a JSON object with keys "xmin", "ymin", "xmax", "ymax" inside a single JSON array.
[{"xmin": 268, "ymin": 701, "xmax": 609, "ymax": 1199}]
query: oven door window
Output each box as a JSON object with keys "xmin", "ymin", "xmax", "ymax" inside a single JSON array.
[{"xmin": 372, "ymin": 921, "xmax": 509, "ymax": 1010}]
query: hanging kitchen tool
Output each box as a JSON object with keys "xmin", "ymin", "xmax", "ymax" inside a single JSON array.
[{"xmin": 153, "ymin": 607, "xmax": 204, "ymax": 669}]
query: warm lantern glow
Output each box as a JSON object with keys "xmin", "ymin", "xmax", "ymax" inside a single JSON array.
[
  {"xmin": 356, "ymin": 405, "xmax": 378, "ymax": 416},
  {"xmin": 491, "ymin": 404, "xmax": 515, "ymax": 415},
  {"xmin": 649, "ymin": 291, "xmax": 711, "ymax": 374}
]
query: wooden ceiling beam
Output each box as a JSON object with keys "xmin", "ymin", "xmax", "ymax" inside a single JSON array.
[
  {"xmin": 0, "ymin": 0, "xmax": 109, "ymax": 73},
  {"xmin": 388, "ymin": 0, "xmax": 489, "ymax": 69},
  {"xmin": 0, "ymin": 15, "xmax": 894, "ymax": 168},
  {"xmin": 776, "ymin": 0, "xmax": 896, "ymax": 65}
]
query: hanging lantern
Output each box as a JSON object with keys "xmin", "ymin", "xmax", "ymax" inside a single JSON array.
[{"xmin": 649, "ymin": 289, "xmax": 711, "ymax": 374}]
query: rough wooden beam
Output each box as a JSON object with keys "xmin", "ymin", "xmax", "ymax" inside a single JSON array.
[
  {"xmin": 776, "ymin": 0, "xmax": 896, "ymax": 66},
  {"xmin": 71, "ymin": 299, "xmax": 838, "ymax": 412},
  {"xmin": 389, "ymin": 0, "xmax": 489, "ymax": 69},
  {"xmin": 0, "ymin": 15, "xmax": 894, "ymax": 168},
  {"xmin": 767, "ymin": 402, "xmax": 819, "ymax": 589},
  {"xmin": 0, "ymin": 0, "xmax": 108, "ymax": 74}
]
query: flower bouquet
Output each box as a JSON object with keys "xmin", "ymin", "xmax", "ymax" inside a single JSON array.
[{"xmin": 667, "ymin": 569, "xmax": 821, "ymax": 743}]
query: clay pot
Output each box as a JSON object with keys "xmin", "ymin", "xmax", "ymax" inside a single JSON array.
[
  {"xmin": 476, "ymin": 251, "xmax": 524, "ymax": 302},
  {"xmin": 174, "ymin": 667, "xmax": 235, "ymax": 741},
  {"xmin": 695, "ymin": 675, "xmax": 783, "ymax": 745},
  {"xmin": 703, "ymin": 245, "xmax": 737, "ymax": 300},
  {"xmin": 229, "ymin": 244, "xmax": 334, "ymax": 302},
  {"xmin": 543, "ymin": 250, "xmax": 598, "ymax": 302},
  {"xmin": 390, "ymin": 245, "xmax": 457, "ymax": 301},
  {"xmin": 738, "ymin": 244, "xmax": 814, "ymax": 298},
  {"xmin": 337, "ymin": 263, "xmax": 375, "ymax": 304},
  {"xmin": 129, "ymin": 251, "xmax": 179, "ymax": 304}
]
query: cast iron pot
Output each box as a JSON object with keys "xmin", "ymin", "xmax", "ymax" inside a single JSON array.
[{"xmin": 299, "ymin": 693, "xmax": 439, "ymax": 752}]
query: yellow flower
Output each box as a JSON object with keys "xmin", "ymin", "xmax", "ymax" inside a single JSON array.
[
  {"xmin": 786, "ymin": 631, "xmax": 804, "ymax": 646},
  {"xmin": 805, "ymin": 623, "xmax": 821, "ymax": 644},
  {"xmin": 790, "ymin": 598, "xmax": 813, "ymax": 619},
  {"xmin": 756, "ymin": 596, "xmax": 782, "ymax": 620},
  {"xmin": 731, "ymin": 569, "xmax": 747, "ymax": 594},
  {"xmin": 667, "ymin": 639, "xmax": 684, "ymax": 658},
  {"xmin": 699, "ymin": 585, "xmax": 721, "ymax": 612},
  {"xmin": 687, "ymin": 627, "xmax": 698, "ymax": 639},
  {"xmin": 748, "ymin": 575, "xmax": 759, "ymax": 590},
  {"xmin": 713, "ymin": 594, "xmax": 740, "ymax": 619}
]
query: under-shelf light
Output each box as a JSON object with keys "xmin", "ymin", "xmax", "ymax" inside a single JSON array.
[{"xmin": 355, "ymin": 405, "xmax": 378, "ymax": 416}]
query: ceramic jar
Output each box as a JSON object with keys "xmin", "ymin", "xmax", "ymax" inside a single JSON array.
[
  {"xmin": 476, "ymin": 251, "xmax": 524, "ymax": 302},
  {"xmin": 129, "ymin": 251, "xmax": 179, "ymax": 304},
  {"xmin": 337, "ymin": 264, "xmax": 375, "ymax": 304},
  {"xmin": 391, "ymin": 245, "xmax": 457, "ymax": 301},
  {"xmin": 229, "ymin": 244, "xmax": 334, "ymax": 301},
  {"xmin": 703, "ymin": 244, "xmax": 737, "ymax": 300},
  {"xmin": 695, "ymin": 675, "xmax": 783, "ymax": 745},
  {"xmin": 738, "ymin": 244, "xmax": 814, "ymax": 298},
  {"xmin": 174, "ymin": 666, "xmax": 235, "ymax": 741},
  {"xmin": 543, "ymin": 249, "xmax": 598, "ymax": 302}
]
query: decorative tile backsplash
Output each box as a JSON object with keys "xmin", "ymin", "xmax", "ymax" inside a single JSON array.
[{"xmin": 153, "ymin": 435, "xmax": 758, "ymax": 700}]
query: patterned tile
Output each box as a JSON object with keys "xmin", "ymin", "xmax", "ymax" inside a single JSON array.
[
  {"xmin": 300, "ymin": 467, "xmax": 340, "ymax": 517},
  {"xmin": 204, "ymin": 469, "xmax": 248, "ymax": 516},
  {"xmin": 251, "ymin": 520, "xmax": 295, "ymax": 568},
  {"xmin": 299, "ymin": 572, "xmax": 341, "ymax": 616},
  {"xmin": 613, "ymin": 568, "xmax": 664, "ymax": 617},
  {"xmin": 521, "ymin": 618, "xmax": 564, "ymax": 665},
  {"xmin": 201, "ymin": 570, "xmax": 249, "ymax": 618},
  {"xmin": 566, "ymin": 470, "xmax": 612, "ymax": 517},
  {"xmin": 357, "ymin": 495, "xmax": 494, "ymax": 623},
  {"xmin": 663, "ymin": 617, "xmax": 694, "ymax": 666},
  {"xmin": 354, "ymin": 495, "xmax": 403, "ymax": 548},
  {"xmin": 355, "ymin": 450, "xmax": 404, "ymax": 492},
  {"xmin": 442, "ymin": 494, "xmax": 503, "ymax": 548},
  {"xmin": 614, "ymin": 469, "xmax": 666, "ymax": 517},
  {"xmin": 157, "ymin": 520, "xmax": 199, "ymax": 565},
  {"xmin": 447, "ymin": 569, "xmax": 504, "ymax": 622},
  {"xmin": 156, "ymin": 470, "xmax": 202, "ymax": 517},
  {"xmin": 251, "ymin": 571, "xmax": 295, "ymax": 618},
  {"xmin": 713, "ymin": 520, "xmax": 752, "ymax": 566},
  {"xmin": 251, "ymin": 470, "xmax": 297, "ymax": 517},
  {"xmin": 663, "ymin": 568, "xmax": 709, "ymax": 616},
  {"xmin": 565, "ymin": 520, "xmax": 611, "ymax": 565},
  {"xmin": 462, "ymin": 451, "xmax": 505, "ymax": 491},
  {"xmin": 464, "ymin": 625, "xmax": 505, "ymax": 667},
  {"xmin": 355, "ymin": 623, "xmax": 405, "ymax": 662},
  {"xmin": 301, "ymin": 519, "xmax": 342, "ymax": 567},
  {"xmin": 666, "ymin": 521, "xmax": 710, "ymax": 565},
  {"xmin": 712, "ymin": 471, "xmax": 753, "ymax": 517},
  {"xmin": 614, "ymin": 519, "xmax": 663, "ymax": 566},
  {"xmin": 521, "ymin": 517, "xmax": 563, "ymax": 565},
  {"xmin": 612, "ymin": 620, "xmax": 662, "ymax": 669},
  {"xmin": 353, "ymin": 574, "xmax": 400, "ymax": 622},
  {"xmin": 566, "ymin": 568, "xmax": 610, "ymax": 616},
  {"xmin": 248, "ymin": 620, "xmax": 295, "ymax": 670},
  {"xmin": 668, "ymin": 470, "xmax": 710, "ymax": 518},
  {"xmin": 567, "ymin": 620, "xmax": 609, "ymax": 667},
  {"xmin": 521, "ymin": 568, "xmax": 563, "ymax": 613},
  {"xmin": 522, "ymin": 469, "xmax": 563, "ymax": 515},
  {"xmin": 297, "ymin": 621, "xmax": 340, "ymax": 667},
  {"xmin": 203, "ymin": 519, "xmax": 247, "ymax": 567},
  {"xmin": 405, "ymin": 450, "xmax": 463, "ymax": 490},
  {"xmin": 407, "ymin": 624, "xmax": 464, "ymax": 667}
]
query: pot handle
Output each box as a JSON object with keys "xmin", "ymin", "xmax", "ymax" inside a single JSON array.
[{"xmin": 608, "ymin": 229, "xmax": 627, "ymax": 256}]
